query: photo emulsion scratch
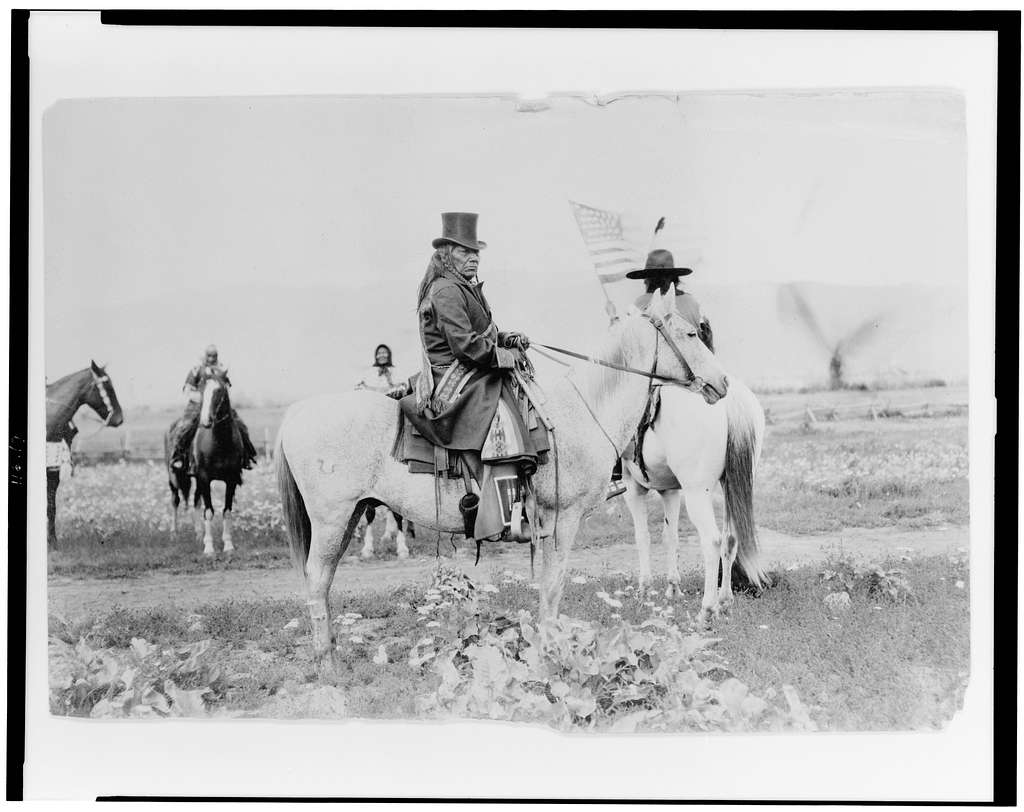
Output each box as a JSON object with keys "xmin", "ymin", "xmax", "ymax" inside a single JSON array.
[{"xmin": 45, "ymin": 90, "xmax": 969, "ymax": 733}]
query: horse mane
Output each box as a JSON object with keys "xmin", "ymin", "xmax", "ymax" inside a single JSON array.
[
  {"xmin": 578, "ymin": 316, "xmax": 649, "ymax": 410},
  {"xmin": 46, "ymin": 367, "xmax": 90, "ymax": 391}
]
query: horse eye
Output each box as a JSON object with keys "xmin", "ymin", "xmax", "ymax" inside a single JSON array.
[{"xmin": 687, "ymin": 332, "xmax": 697, "ymax": 338}]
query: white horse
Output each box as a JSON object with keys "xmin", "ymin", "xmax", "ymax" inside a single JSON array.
[
  {"xmin": 357, "ymin": 505, "xmax": 411, "ymax": 560},
  {"xmin": 276, "ymin": 291, "xmax": 737, "ymax": 671},
  {"xmin": 620, "ymin": 377, "xmax": 767, "ymax": 625}
]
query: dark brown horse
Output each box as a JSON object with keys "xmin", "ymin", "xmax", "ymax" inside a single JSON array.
[
  {"xmin": 45, "ymin": 361, "xmax": 124, "ymax": 548},
  {"xmin": 165, "ymin": 368, "xmax": 245, "ymax": 556}
]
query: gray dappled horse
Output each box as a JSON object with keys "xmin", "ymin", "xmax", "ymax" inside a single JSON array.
[
  {"xmin": 275, "ymin": 291, "xmax": 760, "ymax": 674},
  {"xmin": 45, "ymin": 361, "xmax": 124, "ymax": 548},
  {"xmin": 164, "ymin": 369, "xmax": 246, "ymax": 556}
]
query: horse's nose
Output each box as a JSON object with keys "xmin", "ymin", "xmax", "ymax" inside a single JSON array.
[{"xmin": 722, "ymin": 375, "xmax": 729, "ymax": 390}]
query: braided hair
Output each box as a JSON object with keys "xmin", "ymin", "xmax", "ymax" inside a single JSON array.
[{"xmin": 416, "ymin": 244, "xmax": 459, "ymax": 310}]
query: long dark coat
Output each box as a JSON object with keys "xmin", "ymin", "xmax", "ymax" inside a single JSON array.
[{"xmin": 399, "ymin": 271, "xmax": 517, "ymax": 451}]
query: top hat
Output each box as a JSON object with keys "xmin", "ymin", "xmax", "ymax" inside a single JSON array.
[
  {"xmin": 432, "ymin": 212, "xmax": 488, "ymax": 251},
  {"xmin": 625, "ymin": 249, "xmax": 693, "ymax": 280}
]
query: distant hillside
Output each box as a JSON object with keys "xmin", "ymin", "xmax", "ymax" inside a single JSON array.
[{"xmin": 45, "ymin": 281, "xmax": 966, "ymax": 408}]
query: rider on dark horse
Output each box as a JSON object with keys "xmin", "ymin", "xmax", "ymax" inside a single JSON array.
[{"xmin": 170, "ymin": 344, "xmax": 258, "ymax": 472}]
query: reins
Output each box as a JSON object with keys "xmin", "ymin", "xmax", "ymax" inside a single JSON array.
[
  {"xmin": 529, "ymin": 313, "xmax": 706, "ymax": 393},
  {"xmin": 528, "ymin": 312, "xmax": 707, "ymax": 459}
]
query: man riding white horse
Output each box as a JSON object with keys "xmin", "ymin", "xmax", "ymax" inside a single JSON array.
[
  {"xmin": 398, "ymin": 212, "xmax": 548, "ymax": 542},
  {"xmin": 608, "ymin": 249, "xmax": 715, "ymax": 496},
  {"xmin": 170, "ymin": 344, "xmax": 258, "ymax": 472}
]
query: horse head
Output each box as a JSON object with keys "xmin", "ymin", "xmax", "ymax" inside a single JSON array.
[
  {"xmin": 87, "ymin": 360, "xmax": 125, "ymax": 427},
  {"xmin": 646, "ymin": 290, "xmax": 729, "ymax": 405},
  {"xmin": 199, "ymin": 368, "xmax": 231, "ymax": 428}
]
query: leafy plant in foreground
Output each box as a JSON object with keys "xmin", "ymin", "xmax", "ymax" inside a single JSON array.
[
  {"xmin": 411, "ymin": 564, "xmax": 816, "ymax": 732},
  {"xmin": 49, "ymin": 636, "xmax": 220, "ymax": 718}
]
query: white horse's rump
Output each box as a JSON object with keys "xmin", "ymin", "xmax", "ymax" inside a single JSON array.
[
  {"xmin": 622, "ymin": 377, "xmax": 767, "ymax": 624},
  {"xmin": 276, "ymin": 290, "xmax": 730, "ymax": 670}
]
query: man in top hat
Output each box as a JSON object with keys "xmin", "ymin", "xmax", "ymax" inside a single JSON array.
[
  {"xmin": 170, "ymin": 344, "xmax": 258, "ymax": 472},
  {"xmin": 399, "ymin": 212, "xmax": 535, "ymax": 486}
]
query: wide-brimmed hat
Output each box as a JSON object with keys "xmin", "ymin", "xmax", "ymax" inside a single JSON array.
[
  {"xmin": 432, "ymin": 212, "xmax": 488, "ymax": 251},
  {"xmin": 625, "ymin": 249, "xmax": 693, "ymax": 280}
]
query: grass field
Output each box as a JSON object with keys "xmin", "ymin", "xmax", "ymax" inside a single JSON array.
[
  {"xmin": 49, "ymin": 550, "xmax": 969, "ymax": 729},
  {"xmin": 47, "ymin": 390, "xmax": 971, "ymax": 729},
  {"xmin": 48, "ymin": 413, "xmax": 968, "ymax": 578}
]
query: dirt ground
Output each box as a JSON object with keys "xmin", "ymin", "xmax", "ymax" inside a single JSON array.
[{"xmin": 48, "ymin": 523, "xmax": 967, "ymax": 619}]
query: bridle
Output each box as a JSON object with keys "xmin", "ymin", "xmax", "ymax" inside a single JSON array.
[
  {"xmin": 46, "ymin": 369, "xmax": 117, "ymax": 440},
  {"xmin": 530, "ymin": 311, "xmax": 709, "ymax": 394},
  {"xmin": 529, "ymin": 311, "xmax": 716, "ymax": 458},
  {"xmin": 199, "ymin": 377, "xmax": 233, "ymax": 428}
]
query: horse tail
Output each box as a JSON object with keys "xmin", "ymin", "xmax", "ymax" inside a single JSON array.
[
  {"xmin": 722, "ymin": 386, "xmax": 768, "ymax": 589},
  {"xmin": 276, "ymin": 431, "xmax": 311, "ymax": 577}
]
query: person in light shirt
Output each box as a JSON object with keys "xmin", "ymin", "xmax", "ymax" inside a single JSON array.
[{"xmin": 355, "ymin": 343, "xmax": 409, "ymax": 399}]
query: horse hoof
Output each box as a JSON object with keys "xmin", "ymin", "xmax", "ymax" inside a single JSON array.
[
  {"xmin": 223, "ymin": 547, "xmax": 235, "ymax": 558},
  {"xmin": 397, "ymin": 549, "xmax": 410, "ymax": 560},
  {"xmin": 698, "ymin": 607, "xmax": 716, "ymax": 628},
  {"xmin": 665, "ymin": 582, "xmax": 680, "ymax": 600},
  {"xmin": 202, "ymin": 549, "xmax": 215, "ymax": 559},
  {"xmin": 360, "ymin": 550, "xmax": 374, "ymax": 561}
]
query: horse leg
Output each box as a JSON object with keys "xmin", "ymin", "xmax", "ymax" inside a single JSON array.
[
  {"xmin": 622, "ymin": 475, "xmax": 652, "ymax": 596},
  {"xmin": 657, "ymin": 489, "xmax": 684, "ymax": 599},
  {"xmin": 360, "ymin": 505, "xmax": 376, "ymax": 559},
  {"xmin": 191, "ymin": 485, "xmax": 204, "ymax": 544},
  {"xmin": 46, "ymin": 469, "xmax": 59, "ymax": 550},
  {"xmin": 168, "ymin": 479, "xmax": 181, "ymax": 534},
  {"xmin": 389, "ymin": 511, "xmax": 410, "ymax": 559},
  {"xmin": 222, "ymin": 480, "xmax": 236, "ymax": 555},
  {"xmin": 684, "ymin": 487, "xmax": 723, "ymax": 626},
  {"xmin": 196, "ymin": 476, "xmax": 216, "ymax": 556},
  {"xmin": 539, "ymin": 507, "xmax": 584, "ymax": 628},
  {"xmin": 717, "ymin": 524, "xmax": 739, "ymax": 615},
  {"xmin": 306, "ymin": 511, "xmax": 359, "ymax": 677}
]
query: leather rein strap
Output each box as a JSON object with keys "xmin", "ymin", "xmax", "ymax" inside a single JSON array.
[{"xmin": 530, "ymin": 313, "xmax": 707, "ymax": 394}]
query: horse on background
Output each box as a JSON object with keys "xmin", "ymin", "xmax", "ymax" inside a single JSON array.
[
  {"xmin": 45, "ymin": 361, "xmax": 124, "ymax": 549},
  {"xmin": 164, "ymin": 369, "xmax": 246, "ymax": 557},
  {"xmin": 276, "ymin": 290, "xmax": 751, "ymax": 673},
  {"xmin": 619, "ymin": 376, "xmax": 767, "ymax": 625},
  {"xmin": 357, "ymin": 505, "xmax": 414, "ymax": 560}
]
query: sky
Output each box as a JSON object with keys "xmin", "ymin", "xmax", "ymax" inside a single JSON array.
[{"xmin": 43, "ymin": 90, "xmax": 967, "ymax": 400}]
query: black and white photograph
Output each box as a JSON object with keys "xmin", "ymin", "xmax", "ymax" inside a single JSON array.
[{"xmin": 14, "ymin": 12, "xmax": 1006, "ymax": 802}]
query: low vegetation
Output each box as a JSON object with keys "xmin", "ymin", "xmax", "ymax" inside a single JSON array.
[{"xmin": 50, "ymin": 550, "xmax": 969, "ymax": 730}]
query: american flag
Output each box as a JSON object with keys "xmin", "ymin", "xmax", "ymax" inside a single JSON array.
[{"xmin": 569, "ymin": 200, "xmax": 642, "ymax": 283}]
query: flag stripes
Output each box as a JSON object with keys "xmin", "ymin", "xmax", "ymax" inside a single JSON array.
[{"xmin": 569, "ymin": 200, "xmax": 641, "ymax": 283}]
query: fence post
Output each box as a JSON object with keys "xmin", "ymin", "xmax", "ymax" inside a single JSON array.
[
  {"xmin": 121, "ymin": 428, "xmax": 131, "ymax": 460},
  {"xmin": 263, "ymin": 427, "xmax": 271, "ymax": 462},
  {"xmin": 764, "ymin": 408, "xmax": 774, "ymax": 426},
  {"xmin": 803, "ymin": 406, "xmax": 817, "ymax": 429},
  {"xmin": 869, "ymin": 403, "xmax": 879, "ymax": 421}
]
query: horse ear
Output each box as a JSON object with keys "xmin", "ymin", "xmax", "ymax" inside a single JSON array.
[
  {"xmin": 90, "ymin": 359, "xmax": 102, "ymax": 374},
  {"xmin": 649, "ymin": 287, "xmax": 668, "ymax": 318}
]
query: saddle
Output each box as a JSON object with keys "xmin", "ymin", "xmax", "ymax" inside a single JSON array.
[{"xmin": 391, "ymin": 372, "xmax": 553, "ymax": 549}]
